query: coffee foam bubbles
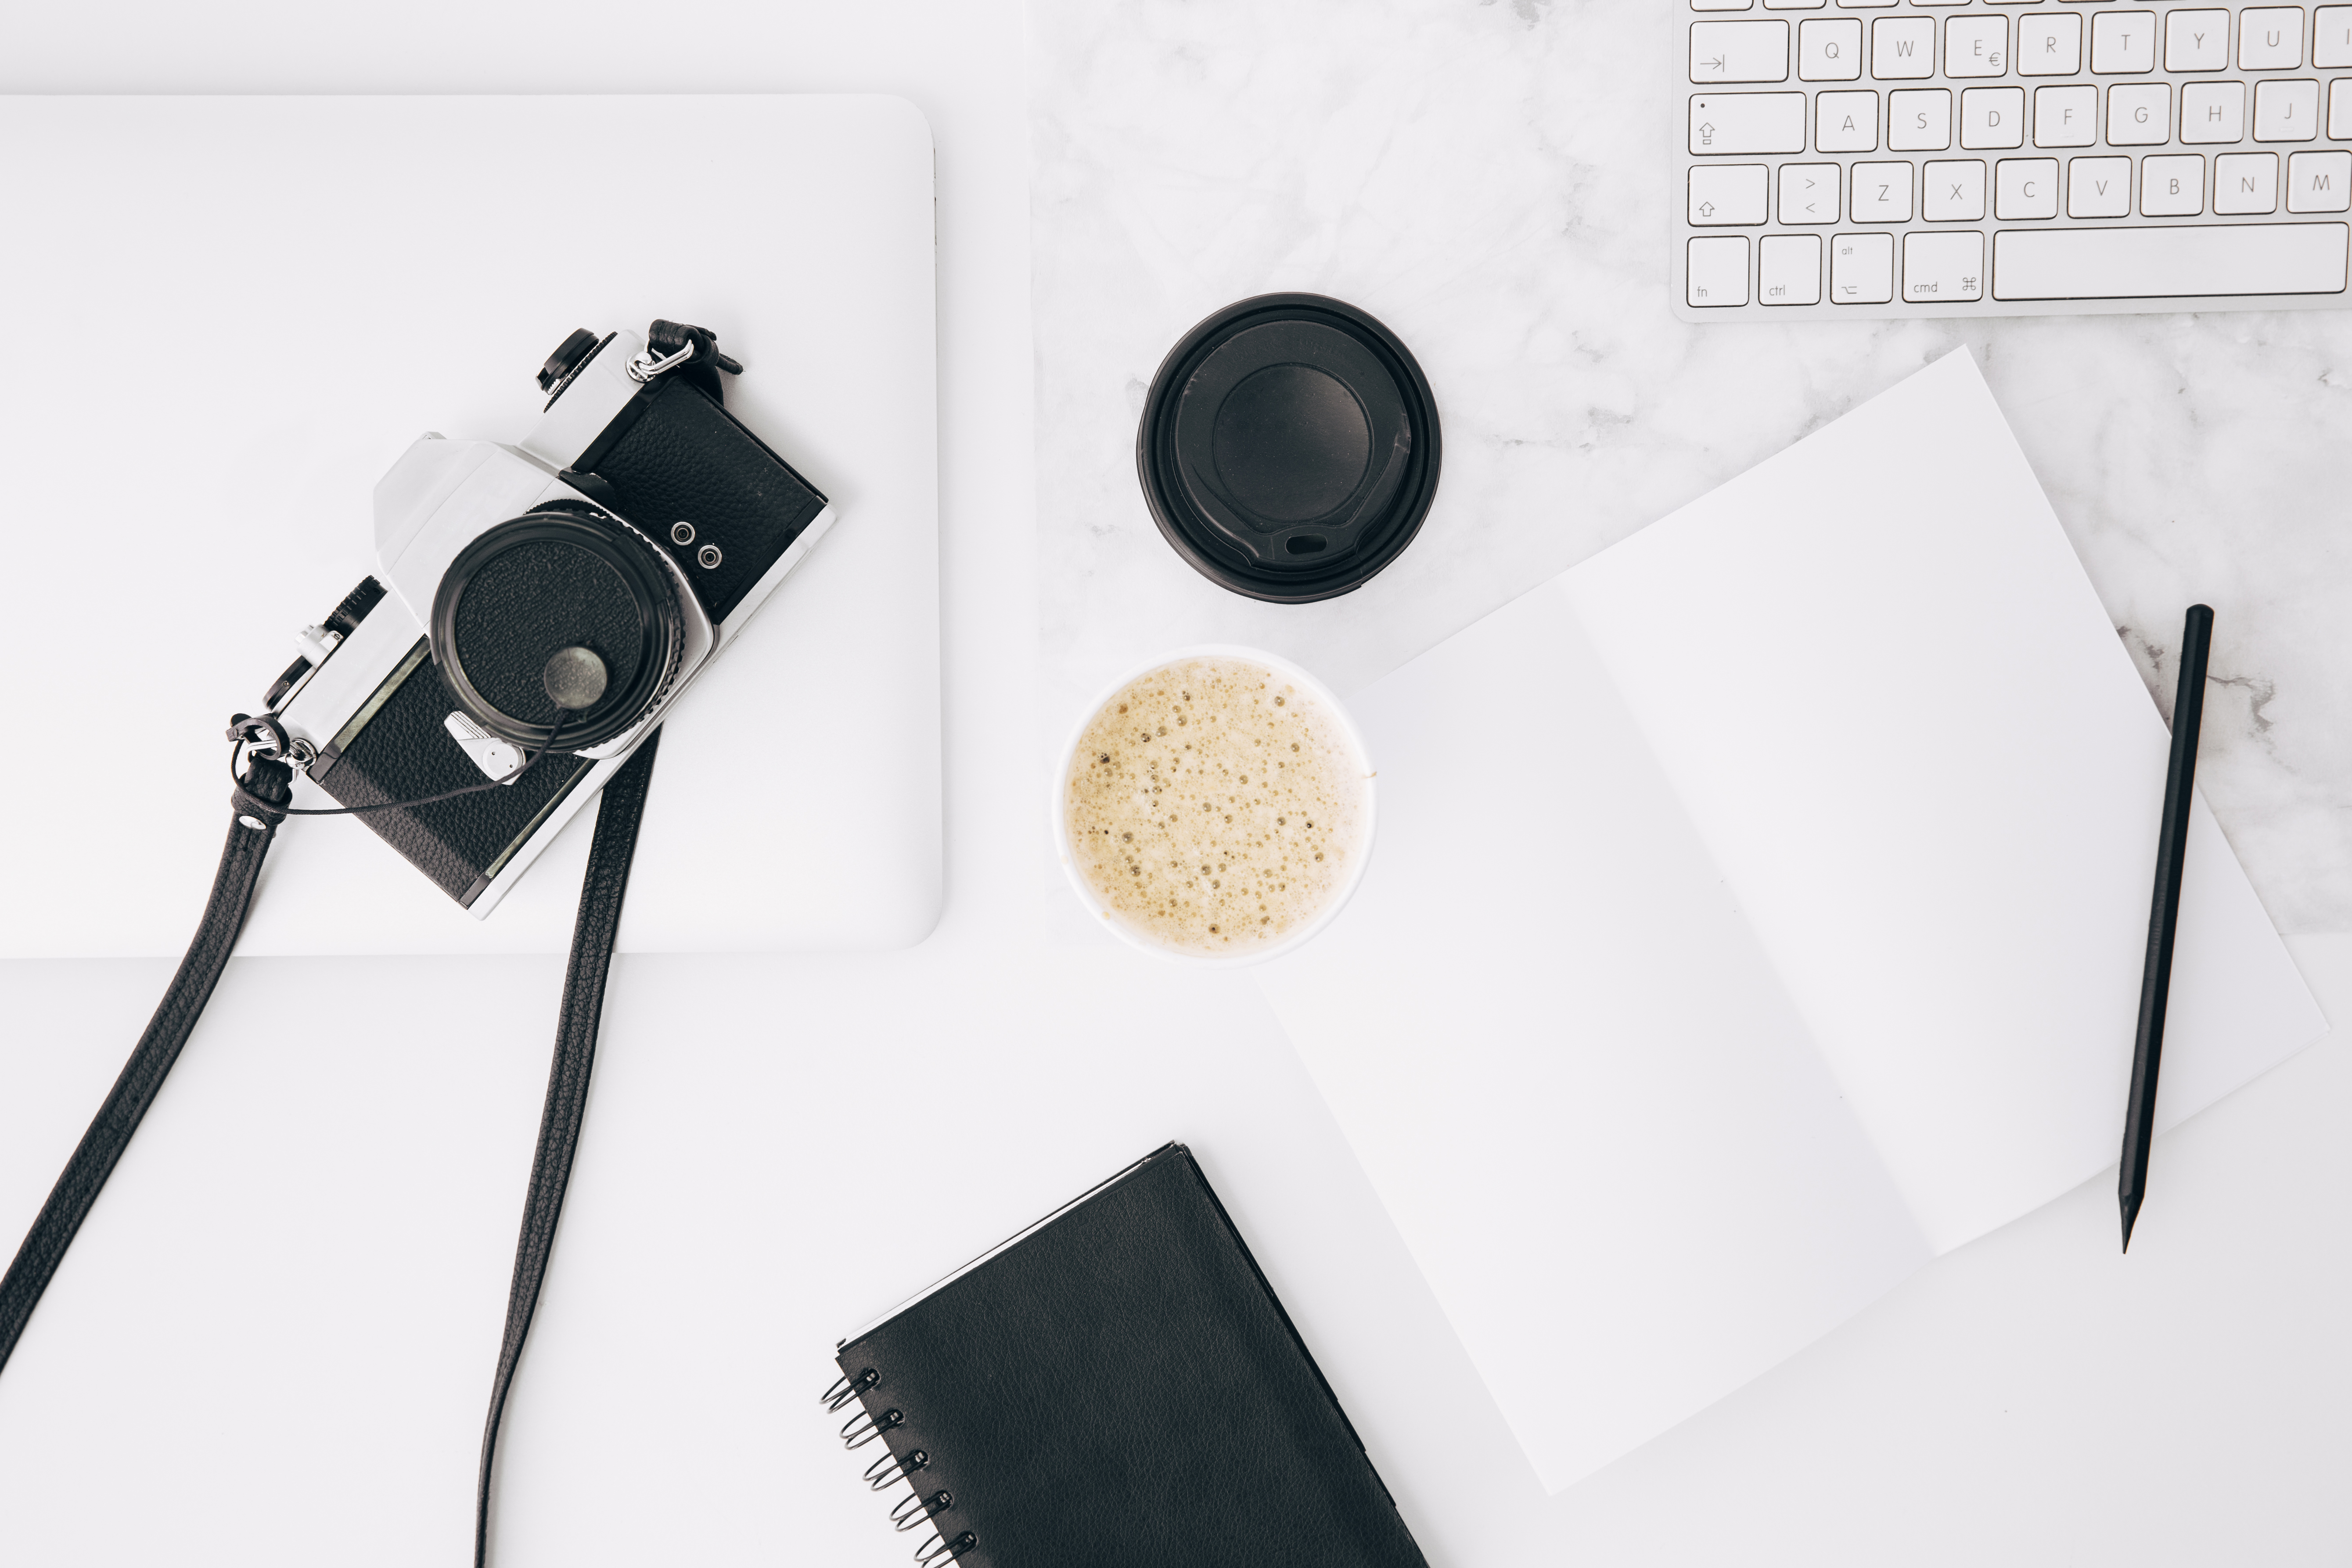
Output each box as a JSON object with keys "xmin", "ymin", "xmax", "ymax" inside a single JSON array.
[{"xmin": 1065, "ymin": 656, "xmax": 1365, "ymax": 956}]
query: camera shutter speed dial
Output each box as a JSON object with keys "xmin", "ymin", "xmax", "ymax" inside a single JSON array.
[{"xmin": 429, "ymin": 509, "xmax": 684, "ymax": 751}]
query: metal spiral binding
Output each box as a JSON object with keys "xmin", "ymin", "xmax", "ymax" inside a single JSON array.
[
  {"xmin": 865, "ymin": 1447, "xmax": 930, "ymax": 1491},
  {"xmin": 840, "ymin": 1406, "xmax": 904, "ymax": 1449},
  {"xmin": 823, "ymin": 1367, "xmax": 880, "ymax": 1413},
  {"xmin": 891, "ymin": 1489, "xmax": 953, "ymax": 1533},
  {"xmin": 913, "ymin": 1528, "xmax": 977, "ymax": 1564}
]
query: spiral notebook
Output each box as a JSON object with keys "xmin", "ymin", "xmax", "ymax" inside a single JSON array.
[
  {"xmin": 1256, "ymin": 349, "xmax": 2328, "ymax": 1492},
  {"xmin": 826, "ymin": 1144, "xmax": 1427, "ymax": 1568}
]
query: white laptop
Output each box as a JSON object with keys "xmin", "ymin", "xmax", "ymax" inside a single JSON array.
[{"xmin": 0, "ymin": 95, "xmax": 941, "ymax": 955}]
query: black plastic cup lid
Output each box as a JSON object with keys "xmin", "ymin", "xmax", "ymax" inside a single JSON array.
[{"xmin": 1137, "ymin": 293, "xmax": 1440, "ymax": 604}]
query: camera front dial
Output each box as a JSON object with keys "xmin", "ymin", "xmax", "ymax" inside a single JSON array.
[{"xmin": 429, "ymin": 508, "xmax": 685, "ymax": 752}]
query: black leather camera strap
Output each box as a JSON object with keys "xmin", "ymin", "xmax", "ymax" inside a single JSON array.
[
  {"xmin": 0, "ymin": 756, "xmax": 294, "ymax": 1373},
  {"xmin": 474, "ymin": 729, "xmax": 659, "ymax": 1567},
  {"xmin": 0, "ymin": 736, "xmax": 663, "ymax": 1568}
]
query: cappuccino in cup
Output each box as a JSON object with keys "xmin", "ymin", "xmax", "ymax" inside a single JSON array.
[{"xmin": 1057, "ymin": 649, "xmax": 1373, "ymax": 961}]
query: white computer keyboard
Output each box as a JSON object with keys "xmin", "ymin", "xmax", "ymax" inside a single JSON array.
[{"xmin": 1675, "ymin": 1, "xmax": 2352, "ymax": 318}]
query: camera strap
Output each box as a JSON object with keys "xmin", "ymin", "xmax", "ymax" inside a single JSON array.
[{"xmin": 0, "ymin": 733, "xmax": 664, "ymax": 1568}]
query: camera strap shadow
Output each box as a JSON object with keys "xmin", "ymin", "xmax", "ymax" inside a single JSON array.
[{"xmin": 0, "ymin": 732, "xmax": 664, "ymax": 1568}]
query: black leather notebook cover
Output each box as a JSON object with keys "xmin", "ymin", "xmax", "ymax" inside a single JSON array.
[{"xmin": 832, "ymin": 1144, "xmax": 1428, "ymax": 1568}]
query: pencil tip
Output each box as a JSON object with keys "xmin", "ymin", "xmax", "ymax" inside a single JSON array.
[{"xmin": 2119, "ymin": 1199, "xmax": 2140, "ymax": 1254}]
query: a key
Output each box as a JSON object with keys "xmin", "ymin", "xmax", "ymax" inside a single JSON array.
[
  {"xmin": 1800, "ymin": 17, "xmax": 1864, "ymax": 78},
  {"xmin": 1992, "ymin": 222, "xmax": 2348, "ymax": 298},
  {"xmin": 1872, "ymin": 15, "xmax": 1937, "ymax": 78},
  {"xmin": 1851, "ymin": 159, "xmax": 1916, "ymax": 221},
  {"xmin": 1816, "ymin": 89, "xmax": 1881, "ymax": 150},
  {"xmin": 2091, "ymin": 10, "xmax": 2159, "ymax": 74},
  {"xmin": 1890, "ymin": 87, "xmax": 1955, "ymax": 150},
  {"xmin": 2181, "ymin": 80, "xmax": 2247, "ymax": 142},
  {"xmin": 2165, "ymin": 9, "xmax": 2232, "ymax": 72},
  {"xmin": 1831, "ymin": 232, "xmax": 1896, "ymax": 302},
  {"xmin": 1759, "ymin": 234, "xmax": 1824, "ymax": 302},
  {"xmin": 1686, "ymin": 236, "xmax": 1752, "ymax": 305},
  {"xmin": 1903, "ymin": 231, "xmax": 1984, "ymax": 300},
  {"xmin": 2317, "ymin": 6, "xmax": 2352, "ymax": 65},
  {"xmin": 1962, "ymin": 86, "xmax": 2026, "ymax": 148},
  {"xmin": 2109, "ymin": 83, "xmax": 2172, "ymax": 144},
  {"xmin": 1778, "ymin": 161, "xmax": 1844, "ymax": 222},
  {"xmin": 2332, "ymin": 79, "xmax": 2352, "ymax": 137},
  {"xmin": 2240, "ymin": 7, "xmax": 2305, "ymax": 69},
  {"xmin": 2217, "ymin": 150, "xmax": 2282, "ymax": 212},
  {"xmin": 2254, "ymin": 78, "xmax": 2322, "ymax": 140},
  {"xmin": 1690, "ymin": 19, "xmax": 1791, "ymax": 82},
  {"xmin": 1689, "ymin": 162, "xmax": 1771, "ymax": 223},
  {"xmin": 2288, "ymin": 148, "xmax": 2352, "ymax": 209},
  {"xmin": 2019, "ymin": 12, "xmax": 2084, "ymax": 76},
  {"xmin": 2068, "ymin": 155, "xmax": 2134, "ymax": 216},
  {"xmin": 2035, "ymin": 83, "xmax": 2100, "ymax": 146},
  {"xmin": 1923, "ymin": 158, "xmax": 1989, "ymax": 220},
  {"xmin": 2142, "ymin": 153, "xmax": 2208, "ymax": 214},
  {"xmin": 1995, "ymin": 156, "xmax": 2061, "ymax": 218},
  {"xmin": 1946, "ymin": 15, "xmax": 2009, "ymax": 77},
  {"xmin": 1689, "ymin": 92, "xmax": 1808, "ymax": 153}
]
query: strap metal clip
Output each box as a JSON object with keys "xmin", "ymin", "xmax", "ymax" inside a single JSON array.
[{"xmin": 625, "ymin": 340, "xmax": 696, "ymax": 384}]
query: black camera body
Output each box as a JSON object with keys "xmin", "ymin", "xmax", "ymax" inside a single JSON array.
[{"xmin": 263, "ymin": 322, "xmax": 832, "ymax": 912}]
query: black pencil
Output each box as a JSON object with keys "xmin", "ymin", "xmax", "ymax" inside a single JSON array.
[{"xmin": 2119, "ymin": 603, "xmax": 2214, "ymax": 1254}]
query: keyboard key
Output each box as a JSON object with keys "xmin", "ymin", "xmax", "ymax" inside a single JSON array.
[
  {"xmin": 2182, "ymin": 80, "xmax": 2249, "ymax": 141},
  {"xmin": 1779, "ymin": 160, "xmax": 1844, "ymax": 221},
  {"xmin": 1992, "ymin": 221, "xmax": 2347, "ymax": 298},
  {"xmin": 1817, "ymin": 89, "xmax": 1882, "ymax": 149},
  {"xmin": 1831, "ymin": 231, "xmax": 1897, "ymax": 301},
  {"xmin": 1946, "ymin": 15, "xmax": 2010, "ymax": 76},
  {"xmin": 1996, "ymin": 156, "xmax": 2062, "ymax": 216},
  {"xmin": 2035, "ymin": 83, "xmax": 2100, "ymax": 145},
  {"xmin": 1691, "ymin": 20, "xmax": 1791, "ymax": 82},
  {"xmin": 2069, "ymin": 155, "xmax": 2135, "ymax": 215},
  {"xmin": 1852, "ymin": 159, "xmax": 1917, "ymax": 220},
  {"xmin": 2166, "ymin": 9, "xmax": 2233, "ymax": 71},
  {"xmin": 1903, "ymin": 230, "xmax": 1985, "ymax": 300},
  {"xmin": 1962, "ymin": 86, "xmax": 2027, "ymax": 147},
  {"xmin": 2287, "ymin": 147, "xmax": 2352, "ymax": 205},
  {"xmin": 1690, "ymin": 92, "xmax": 1809, "ymax": 152},
  {"xmin": 1923, "ymin": 158, "xmax": 1989, "ymax": 219},
  {"xmin": 1759, "ymin": 234, "xmax": 1825, "ymax": 302},
  {"xmin": 2240, "ymin": 7, "xmax": 2305, "ymax": 68},
  {"xmin": 1890, "ymin": 87, "xmax": 1955, "ymax": 149},
  {"xmin": 2333, "ymin": 78, "xmax": 2352, "ymax": 136},
  {"xmin": 2110, "ymin": 83, "xmax": 2172, "ymax": 143},
  {"xmin": 1872, "ymin": 16, "xmax": 1937, "ymax": 77},
  {"xmin": 1687, "ymin": 236, "xmax": 1752, "ymax": 306},
  {"xmin": 2254, "ymin": 78, "xmax": 2322, "ymax": 138},
  {"xmin": 1800, "ymin": 17, "xmax": 1865, "ymax": 78},
  {"xmin": 2091, "ymin": 10, "xmax": 2160, "ymax": 73},
  {"xmin": 2020, "ymin": 12, "xmax": 2085, "ymax": 76},
  {"xmin": 2217, "ymin": 150, "xmax": 2283, "ymax": 210},
  {"xmin": 1763, "ymin": 0, "xmax": 1829, "ymax": 10},
  {"xmin": 1690, "ymin": 162, "xmax": 1772, "ymax": 223},
  {"xmin": 2316, "ymin": 6, "xmax": 2352, "ymax": 64},
  {"xmin": 1692, "ymin": 0, "xmax": 1755, "ymax": 11},
  {"xmin": 2143, "ymin": 153, "xmax": 2209, "ymax": 213}
]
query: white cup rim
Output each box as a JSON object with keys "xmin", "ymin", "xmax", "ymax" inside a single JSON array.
[{"xmin": 1050, "ymin": 644, "xmax": 1377, "ymax": 968}]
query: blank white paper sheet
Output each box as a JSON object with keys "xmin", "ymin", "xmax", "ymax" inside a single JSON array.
[{"xmin": 1255, "ymin": 349, "xmax": 2327, "ymax": 1492}]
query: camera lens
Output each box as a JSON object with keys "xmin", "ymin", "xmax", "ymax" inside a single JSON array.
[{"xmin": 430, "ymin": 510, "xmax": 684, "ymax": 751}]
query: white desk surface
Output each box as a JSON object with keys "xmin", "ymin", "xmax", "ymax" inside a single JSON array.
[{"xmin": 0, "ymin": 5, "xmax": 2345, "ymax": 1566}]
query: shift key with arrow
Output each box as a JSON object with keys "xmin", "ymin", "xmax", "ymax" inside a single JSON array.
[
  {"xmin": 1688, "ymin": 163, "xmax": 1769, "ymax": 226},
  {"xmin": 1688, "ymin": 93, "xmax": 1805, "ymax": 155}
]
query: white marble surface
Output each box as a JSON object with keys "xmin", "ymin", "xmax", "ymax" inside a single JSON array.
[{"xmin": 1030, "ymin": 0, "xmax": 2352, "ymax": 933}]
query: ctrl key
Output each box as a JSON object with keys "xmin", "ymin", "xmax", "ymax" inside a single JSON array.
[
  {"xmin": 1687, "ymin": 235, "xmax": 1751, "ymax": 307},
  {"xmin": 1760, "ymin": 234, "xmax": 1823, "ymax": 304}
]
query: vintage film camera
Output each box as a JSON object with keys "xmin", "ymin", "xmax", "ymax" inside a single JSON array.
[{"xmin": 252, "ymin": 321, "xmax": 833, "ymax": 913}]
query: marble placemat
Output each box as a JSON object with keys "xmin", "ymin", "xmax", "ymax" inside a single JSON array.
[{"xmin": 1029, "ymin": 0, "xmax": 2352, "ymax": 932}]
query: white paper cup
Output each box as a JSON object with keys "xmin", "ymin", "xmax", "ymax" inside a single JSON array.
[{"xmin": 1051, "ymin": 644, "xmax": 1376, "ymax": 967}]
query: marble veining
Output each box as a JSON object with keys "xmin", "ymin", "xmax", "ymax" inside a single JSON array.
[{"xmin": 1032, "ymin": 0, "xmax": 2352, "ymax": 931}]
